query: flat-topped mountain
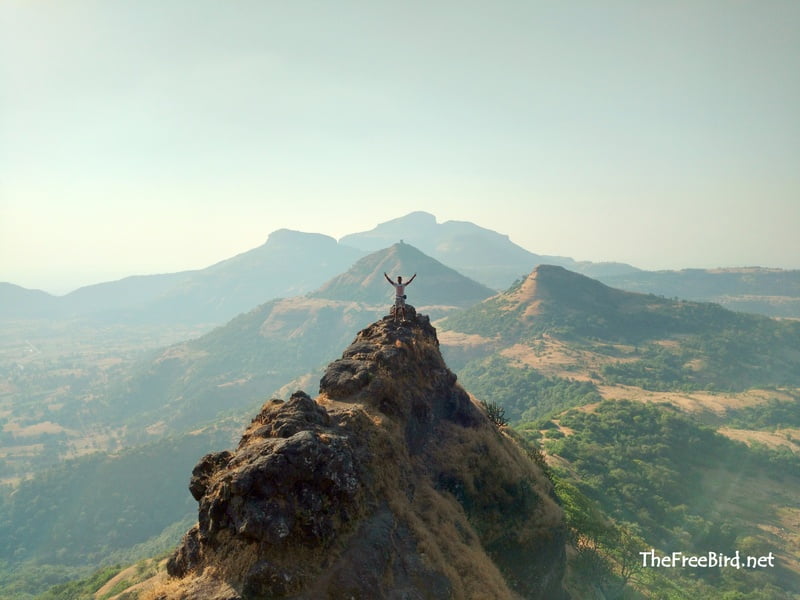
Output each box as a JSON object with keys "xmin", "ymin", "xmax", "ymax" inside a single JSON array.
[
  {"xmin": 153, "ymin": 307, "xmax": 567, "ymax": 599},
  {"xmin": 144, "ymin": 230, "xmax": 365, "ymax": 323}
]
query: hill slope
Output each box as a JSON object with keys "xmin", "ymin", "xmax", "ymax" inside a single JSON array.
[
  {"xmin": 148, "ymin": 307, "xmax": 568, "ymax": 599},
  {"xmin": 106, "ymin": 297, "xmax": 382, "ymax": 438},
  {"xmin": 0, "ymin": 283, "xmax": 60, "ymax": 319},
  {"xmin": 311, "ymin": 241, "xmax": 495, "ymax": 310},
  {"xmin": 0, "ymin": 423, "xmax": 236, "ymax": 597},
  {"xmin": 442, "ymin": 265, "xmax": 800, "ymax": 393},
  {"xmin": 438, "ymin": 266, "xmax": 800, "ymax": 597},
  {"xmin": 539, "ymin": 400, "xmax": 800, "ymax": 598}
]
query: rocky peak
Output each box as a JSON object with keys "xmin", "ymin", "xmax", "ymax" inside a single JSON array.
[
  {"xmin": 319, "ymin": 305, "xmax": 481, "ymax": 443},
  {"xmin": 158, "ymin": 306, "xmax": 568, "ymax": 599}
]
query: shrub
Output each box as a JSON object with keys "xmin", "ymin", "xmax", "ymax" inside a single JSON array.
[{"xmin": 480, "ymin": 400, "xmax": 508, "ymax": 427}]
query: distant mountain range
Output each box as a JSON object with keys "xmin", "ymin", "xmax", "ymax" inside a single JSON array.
[
  {"xmin": 104, "ymin": 244, "xmax": 490, "ymax": 437},
  {"xmin": 340, "ymin": 211, "xmax": 639, "ymax": 288},
  {"xmin": 4, "ymin": 246, "xmax": 800, "ymax": 598},
  {"xmin": 0, "ymin": 230, "xmax": 365, "ymax": 323},
  {"xmin": 3, "ymin": 212, "xmax": 799, "ymax": 323},
  {"xmin": 441, "ymin": 264, "xmax": 800, "ymax": 410},
  {"xmin": 600, "ymin": 267, "xmax": 800, "ymax": 318}
]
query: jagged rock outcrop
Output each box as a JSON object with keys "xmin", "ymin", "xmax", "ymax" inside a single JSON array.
[{"xmin": 158, "ymin": 305, "xmax": 568, "ymax": 599}]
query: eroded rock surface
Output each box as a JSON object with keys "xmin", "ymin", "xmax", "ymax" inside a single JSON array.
[{"xmin": 160, "ymin": 307, "xmax": 568, "ymax": 599}]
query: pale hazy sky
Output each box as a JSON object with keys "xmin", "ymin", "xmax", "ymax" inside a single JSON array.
[{"xmin": 2, "ymin": 1, "xmax": 799, "ymax": 294}]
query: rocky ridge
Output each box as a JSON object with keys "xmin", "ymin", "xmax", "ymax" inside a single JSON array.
[{"xmin": 155, "ymin": 306, "xmax": 568, "ymax": 599}]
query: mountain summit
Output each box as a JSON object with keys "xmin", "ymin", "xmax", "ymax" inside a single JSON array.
[
  {"xmin": 157, "ymin": 307, "xmax": 567, "ymax": 599},
  {"xmin": 311, "ymin": 242, "xmax": 495, "ymax": 310},
  {"xmin": 443, "ymin": 264, "xmax": 701, "ymax": 343},
  {"xmin": 502, "ymin": 264, "xmax": 645, "ymax": 316}
]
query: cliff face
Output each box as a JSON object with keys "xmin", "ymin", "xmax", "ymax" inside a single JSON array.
[{"xmin": 156, "ymin": 306, "xmax": 568, "ymax": 599}]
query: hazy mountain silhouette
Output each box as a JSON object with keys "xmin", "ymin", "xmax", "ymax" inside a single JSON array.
[
  {"xmin": 339, "ymin": 211, "xmax": 639, "ymax": 289},
  {"xmin": 60, "ymin": 272, "xmax": 191, "ymax": 316},
  {"xmin": 140, "ymin": 230, "xmax": 365, "ymax": 323},
  {"xmin": 1, "ymin": 230, "xmax": 365, "ymax": 323},
  {"xmin": 5, "ymin": 214, "xmax": 800, "ymax": 324},
  {"xmin": 599, "ymin": 266, "xmax": 800, "ymax": 317},
  {"xmin": 0, "ymin": 282, "xmax": 59, "ymax": 318}
]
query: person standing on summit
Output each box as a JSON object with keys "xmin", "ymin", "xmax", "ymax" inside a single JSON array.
[{"xmin": 384, "ymin": 272, "xmax": 416, "ymax": 321}]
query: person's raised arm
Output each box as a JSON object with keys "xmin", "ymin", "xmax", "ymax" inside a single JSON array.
[
  {"xmin": 384, "ymin": 272, "xmax": 394, "ymax": 284},
  {"xmin": 407, "ymin": 273, "xmax": 417, "ymax": 285}
]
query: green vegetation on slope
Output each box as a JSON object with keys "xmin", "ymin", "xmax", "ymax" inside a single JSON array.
[
  {"xmin": 727, "ymin": 395, "xmax": 800, "ymax": 430},
  {"xmin": 458, "ymin": 355, "xmax": 601, "ymax": 422},
  {"xmin": 443, "ymin": 271, "xmax": 752, "ymax": 344},
  {"xmin": 0, "ymin": 427, "xmax": 231, "ymax": 568},
  {"xmin": 536, "ymin": 400, "xmax": 800, "ymax": 598},
  {"xmin": 601, "ymin": 316, "xmax": 800, "ymax": 392},
  {"xmin": 443, "ymin": 268, "xmax": 800, "ymax": 394},
  {"xmin": 106, "ymin": 299, "xmax": 382, "ymax": 438},
  {"xmin": 33, "ymin": 564, "xmax": 122, "ymax": 600},
  {"xmin": 440, "ymin": 279, "xmax": 529, "ymax": 339}
]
